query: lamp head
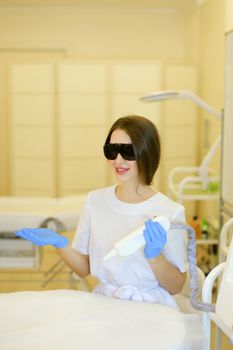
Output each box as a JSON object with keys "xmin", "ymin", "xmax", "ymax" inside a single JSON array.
[
  {"xmin": 140, "ymin": 89, "xmax": 222, "ymax": 119},
  {"xmin": 140, "ymin": 90, "xmax": 180, "ymax": 102}
]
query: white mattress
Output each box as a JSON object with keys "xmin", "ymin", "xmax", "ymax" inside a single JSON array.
[
  {"xmin": 0, "ymin": 290, "xmax": 204, "ymax": 350},
  {"xmin": 0, "ymin": 195, "xmax": 87, "ymax": 232}
]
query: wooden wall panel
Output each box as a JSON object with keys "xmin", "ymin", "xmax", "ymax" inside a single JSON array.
[
  {"xmin": 57, "ymin": 62, "xmax": 108, "ymax": 195},
  {"xmin": 162, "ymin": 65, "xmax": 198, "ymax": 217},
  {"xmin": 110, "ymin": 62, "xmax": 162, "ymax": 188},
  {"xmin": 7, "ymin": 61, "xmax": 198, "ymax": 199},
  {"xmin": 10, "ymin": 63, "xmax": 55, "ymax": 196}
]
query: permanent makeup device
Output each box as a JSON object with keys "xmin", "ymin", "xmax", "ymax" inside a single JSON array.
[{"xmin": 103, "ymin": 216, "xmax": 170, "ymax": 260}]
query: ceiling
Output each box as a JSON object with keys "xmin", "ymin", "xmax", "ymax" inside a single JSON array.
[{"xmin": 0, "ymin": 0, "xmax": 202, "ymax": 10}]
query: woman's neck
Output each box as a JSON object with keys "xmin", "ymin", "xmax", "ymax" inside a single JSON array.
[{"xmin": 115, "ymin": 183, "xmax": 156, "ymax": 203}]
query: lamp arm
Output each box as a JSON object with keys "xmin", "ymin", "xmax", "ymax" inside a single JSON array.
[
  {"xmin": 141, "ymin": 89, "xmax": 222, "ymax": 120},
  {"xmin": 199, "ymin": 135, "xmax": 221, "ymax": 189},
  {"xmin": 179, "ymin": 90, "xmax": 222, "ymax": 119}
]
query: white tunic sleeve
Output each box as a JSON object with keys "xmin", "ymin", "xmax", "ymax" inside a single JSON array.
[
  {"xmin": 162, "ymin": 206, "xmax": 188, "ymax": 273},
  {"xmin": 71, "ymin": 196, "xmax": 90, "ymax": 255}
]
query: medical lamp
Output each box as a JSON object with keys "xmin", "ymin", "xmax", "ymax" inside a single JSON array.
[{"xmin": 140, "ymin": 90, "xmax": 222, "ymax": 190}]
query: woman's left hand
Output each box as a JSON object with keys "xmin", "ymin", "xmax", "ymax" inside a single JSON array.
[{"xmin": 143, "ymin": 220, "xmax": 167, "ymax": 259}]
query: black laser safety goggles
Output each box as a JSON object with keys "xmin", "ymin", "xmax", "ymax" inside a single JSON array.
[{"xmin": 103, "ymin": 143, "xmax": 137, "ymax": 161}]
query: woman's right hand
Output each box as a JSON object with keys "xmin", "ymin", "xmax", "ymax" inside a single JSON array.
[{"xmin": 15, "ymin": 228, "xmax": 69, "ymax": 248}]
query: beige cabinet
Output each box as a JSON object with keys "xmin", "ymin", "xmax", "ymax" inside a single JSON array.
[
  {"xmin": 57, "ymin": 62, "xmax": 108, "ymax": 195},
  {"xmin": 225, "ymin": 0, "xmax": 233, "ymax": 33},
  {"xmin": 162, "ymin": 65, "xmax": 198, "ymax": 217},
  {"xmin": 110, "ymin": 61, "xmax": 162, "ymax": 187},
  {"xmin": 7, "ymin": 60, "xmax": 198, "ymax": 198},
  {"xmin": 10, "ymin": 63, "xmax": 56, "ymax": 196}
]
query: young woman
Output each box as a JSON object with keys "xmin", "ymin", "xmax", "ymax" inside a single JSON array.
[{"xmin": 16, "ymin": 115, "xmax": 187, "ymax": 309}]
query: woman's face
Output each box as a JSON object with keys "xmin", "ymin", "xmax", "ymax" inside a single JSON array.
[{"xmin": 107, "ymin": 129, "xmax": 139, "ymax": 185}]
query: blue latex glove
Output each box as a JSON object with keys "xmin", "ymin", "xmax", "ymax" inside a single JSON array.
[
  {"xmin": 143, "ymin": 220, "xmax": 167, "ymax": 259},
  {"xmin": 15, "ymin": 228, "xmax": 69, "ymax": 248}
]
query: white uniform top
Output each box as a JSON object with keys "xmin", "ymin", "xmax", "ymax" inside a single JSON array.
[{"xmin": 72, "ymin": 185, "xmax": 187, "ymax": 309}]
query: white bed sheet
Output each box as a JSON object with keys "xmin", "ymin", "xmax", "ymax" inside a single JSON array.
[
  {"xmin": 0, "ymin": 195, "xmax": 87, "ymax": 232},
  {"xmin": 0, "ymin": 290, "xmax": 203, "ymax": 350}
]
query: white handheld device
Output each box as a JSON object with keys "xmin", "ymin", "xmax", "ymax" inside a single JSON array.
[{"xmin": 103, "ymin": 216, "xmax": 170, "ymax": 260}]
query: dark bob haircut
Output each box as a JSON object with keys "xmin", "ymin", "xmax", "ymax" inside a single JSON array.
[{"xmin": 104, "ymin": 115, "xmax": 160, "ymax": 185}]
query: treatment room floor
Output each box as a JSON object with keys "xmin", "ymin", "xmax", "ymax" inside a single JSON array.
[{"xmin": 0, "ymin": 231, "xmax": 232, "ymax": 350}]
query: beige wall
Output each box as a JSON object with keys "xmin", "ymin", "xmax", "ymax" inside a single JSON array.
[
  {"xmin": 183, "ymin": 7, "xmax": 201, "ymax": 65},
  {"xmin": 0, "ymin": 6, "xmax": 187, "ymax": 60},
  {"xmin": 0, "ymin": 5, "xmax": 200, "ymax": 198},
  {"xmin": 0, "ymin": 2, "xmax": 226, "ymax": 222},
  {"xmin": 198, "ymin": 0, "xmax": 225, "ymax": 219},
  {"xmin": 225, "ymin": 0, "xmax": 233, "ymax": 32}
]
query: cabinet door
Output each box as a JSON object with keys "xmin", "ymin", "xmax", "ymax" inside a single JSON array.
[
  {"xmin": 57, "ymin": 62, "xmax": 108, "ymax": 195},
  {"xmin": 222, "ymin": 31, "xmax": 233, "ymax": 209},
  {"xmin": 163, "ymin": 65, "xmax": 198, "ymax": 216},
  {"xmin": 110, "ymin": 61, "xmax": 162, "ymax": 188},
  {"xmin": 9, "ymin": 63, "xmax": 55, "ymax": 196},
  {"xmin": 0, "ymin": 59, "xmax": 7, "ymax": 195}
]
